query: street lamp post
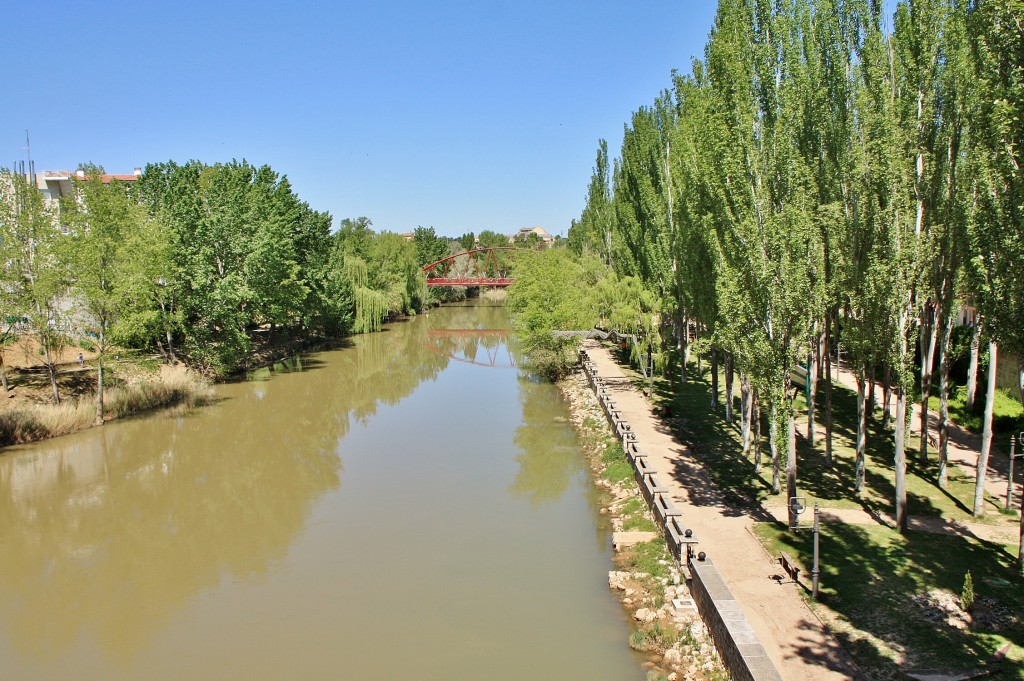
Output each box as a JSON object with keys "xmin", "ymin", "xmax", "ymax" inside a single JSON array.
[{"xmin": 789, "ymin": 496, "xmax": 821, "ymax": 599}]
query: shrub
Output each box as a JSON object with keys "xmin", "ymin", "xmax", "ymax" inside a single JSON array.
[{"xmin": 961, "ymin": 570, "xmax": 975, "ymax": 613}]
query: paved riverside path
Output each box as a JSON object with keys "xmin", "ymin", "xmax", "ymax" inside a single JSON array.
[{"xmin": 583, "ymin": 341, "xmax": 859, "ymax": 681}]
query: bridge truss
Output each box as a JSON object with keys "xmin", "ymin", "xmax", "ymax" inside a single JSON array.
[{"xmin": 421, "ymin": 247, "xmax": 516, "ymax": 287}]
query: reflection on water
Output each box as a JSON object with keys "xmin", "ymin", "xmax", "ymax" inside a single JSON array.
[
  {"xmin": 511, "ymin": 375, "xmax": 587, "ymax": 504},
  {"xmin": 0, "ymin": 302, "xmax": 638, "ymax": 680},
  {"xmin": 0, "ymin": 389, "xmax": 341, "ymax": 661}
]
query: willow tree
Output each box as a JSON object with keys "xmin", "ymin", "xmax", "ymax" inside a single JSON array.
[{"xmin": 507, "ymin": 250, "xmax": 603, "ymax": 379}]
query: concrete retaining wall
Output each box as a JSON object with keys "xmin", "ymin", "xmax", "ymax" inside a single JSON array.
[
  {"xmin": 690, "ymin": 558, "xmax": 783, "ymax": 681},
  {"xmin": 579, "ymin": 349, "xmax": 782, "ymax": 681}
]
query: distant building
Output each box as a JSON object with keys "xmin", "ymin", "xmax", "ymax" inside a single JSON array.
[
  {"xmin": 35, "ymin": 168, "xmax": 142, "ymax": 208},
  {"xmin": 511, "ymin": 226, "xmax": 554, "ymax": 247}
]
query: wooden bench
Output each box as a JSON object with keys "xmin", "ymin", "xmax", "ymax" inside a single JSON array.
[{"xmin": 779, "ymin": 552, "xmax": 801, "ymax": 582}]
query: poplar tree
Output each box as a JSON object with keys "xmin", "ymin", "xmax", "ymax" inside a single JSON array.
[
  {"xmin": 965, "ymin": 0, "xmax": 1024, "ymax": 517},
  {"xmin": 0, "ymin": 171, "xmax": 69, "ymax": 403},
  {"xmin": 65, "ymin": 172, "xmax": 143, "ymax": 423},
  {"xmin": 568, "ymin": 140, "xmax": 614, "ymax": 266}
]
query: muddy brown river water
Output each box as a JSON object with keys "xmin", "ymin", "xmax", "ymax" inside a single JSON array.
[{"xmin": 0, "ymin": 302, "xmax": 641, "ymax": 680}]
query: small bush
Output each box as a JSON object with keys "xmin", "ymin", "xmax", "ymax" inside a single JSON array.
[{"xmin": 961, "ymin": 570, "xmax": 975, "ymax": 613}]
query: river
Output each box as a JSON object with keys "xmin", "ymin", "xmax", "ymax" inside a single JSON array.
[{"xmin": 0, "ymin": 302, "xmax": 641, "ymax": 680}]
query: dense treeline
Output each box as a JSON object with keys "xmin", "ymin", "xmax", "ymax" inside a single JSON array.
[
  {"xmin": 0, "ymin": 159, "xmax": 495, "ymax": 418},
  {"xmin": 564, "ymin": 0, "xmax": 1022, "ymax": 529}
]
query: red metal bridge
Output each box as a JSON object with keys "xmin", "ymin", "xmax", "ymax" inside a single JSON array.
[{"xmin": 421, "ymin": 247, "xmax": 516, "ymax": 287}]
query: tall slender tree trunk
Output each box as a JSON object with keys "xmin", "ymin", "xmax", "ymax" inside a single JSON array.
[
  {"xmin": 856, "ymin": 366, "xmax": 868, "ymax": 495},
  {"xmin": 807, "ymin": 325, "xmax": 820, "ymax": 447},
  {"xmin": 166, "ymin": 328, "xmax": 177, "ymax": 364},
  {"xmin": 882, "ymin": 365, "xmax": 893, "ymax": 428},
  {"xmin": 0, "ymin": 352, "xmax": 8, "ymax": 392},
  {"xmin": 1018, "ymin": 362, "xmax": 1023, "ymax": 422},
  {"xmin": 895, "ymin": 386, "xmax": 909, "ymax": 534},
  {"xmin": 696, "ymin": 325, "xmax": 702, "ymax": 376},
  {"xmin": 159, "ymin": 298, "xmax": 177, "ymax": 364},
  {"xmin": 786, "ymin": 393, "xmax": 798, "ymax": 528},
  {"xmin": 966, "ymin": 319, "xmax": 982, "ymax": 410},
  {"xmin": 95, "ymin": 329, "xmax": 105, "ymax": 426},
  {"xmin": 741, "ymin": 375, "xmax": 752, "ymax": 454},
  {"xmin": 724, "ymin": 353, "xmax": 735, "ymax": 423},
  {"xmin": 937, "ymin": 307, "xmax": 954, "ymax": 488},
  {"xmin": 868, "ymin": 363, "xmax": 877, "ymax": 419},
  {"xmin": 682, "ymin": 320, "xmax": 691, "ymax": 382},
  {"xmin": 710, "ymin": 348, "xmax": 719, "ymax": 411},
  {"xmin": 1018, "ymin": 363, "xmax": 1024, "ymax": 433},
  {"xmin": 770, "ymin": 401, "xmax": 780, "ymax": 493},
  {"xmin": 42, "ymin": 342, "xmax": 59, "ymax": 405},
  {"xmin": 974, "ymin": 341, "xmax": 998, "ymax": 517},
  {"xmin": 919, "ymin": 303, "xmax": 939, "ymax": 461},
  {"xmin": 1019, "ymin": 498, "xmax": 1024, "ymax": 575},
  {"xmin": 824, "ymin": 312, "xmax": 834, "ymax": 466},
  {"xmin": 753, "ymin": 390, "xmax": 762, "ymax": 472},
  {"xmin": 1016, "ymin": 365, "xmax": 1024, "ymax": 566},
  {"xmin": 676, "ymin": 312, "xmax": 688, "ymax": 384}
]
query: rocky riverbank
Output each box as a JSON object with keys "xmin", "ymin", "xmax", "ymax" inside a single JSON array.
[{"xmin": 558, "ymin": 366, "xmax": 727, "ymax": 681}]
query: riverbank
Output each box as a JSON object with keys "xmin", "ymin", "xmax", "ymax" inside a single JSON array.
[
  {"xmin": 0, "ymin": 363, "xmax": 213, "ymax": 448},
  {"xmin": 0, "ymin": 323, "xmax": 349, "ymax": 448},
  {"xmin": 0, "ymin": 335, "xmax": 216, "ymax": 448},
  {"xmin": 558, "ymin": 367, "xmax": 727, "ymax": 681}
]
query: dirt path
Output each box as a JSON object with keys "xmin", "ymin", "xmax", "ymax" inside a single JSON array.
[
  {"xmin": 828, "ymin": 360, "xmax": 1021, "ymax": 509},
  {"xmin": 583, "ymin": 341, "xmax": 859, "ymax": 681},
  {"xmin": 761, "ymin": 505, "xmax": 1020, "ymax": 545}
]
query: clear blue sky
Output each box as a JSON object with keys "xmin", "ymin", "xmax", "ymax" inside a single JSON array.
[{"xmin": 6, "ymin": 1, "xmax": 719, "ymax": 238}]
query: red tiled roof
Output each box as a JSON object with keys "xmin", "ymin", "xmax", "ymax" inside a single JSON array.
[
  {"xmin": 63, "ymin": 170, "xmax": 141, "ymax": 184},
  {"xmin": 89, "ymin": 174, "xmax": 138, "ymax": 184}
]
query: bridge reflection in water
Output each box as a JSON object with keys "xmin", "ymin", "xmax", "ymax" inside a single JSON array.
[{"xmin": 424, "ymin": 328, "xmax": 517, "ymax": 368}]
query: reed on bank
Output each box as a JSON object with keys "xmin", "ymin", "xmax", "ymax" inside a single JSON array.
[{"xmin": 0, "ymin": 372, "xmax": 213, "ymax": 447}]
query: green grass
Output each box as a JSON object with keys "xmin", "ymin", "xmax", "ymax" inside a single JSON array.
[
  {"xmin": 753, "ymin": 520, "xmax": 1023, "ymax": 678},
  {"xmin": 622, "ymin": 539, "xmax": 672, "ymax": 580},
  {"xmin": 620, "ymin": 496, "xmax": 659, "ymax": 532},
  {"xmin": 628, "ymin": 621, "xmax": 678, "ymax": 652},
  {"xmin": 601, "ymin": 439, "xmax": 635, "ymax": 485},
  {"xmin": 942, "ymin": 384, "xmax": 1024, "ymax": 435}
]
